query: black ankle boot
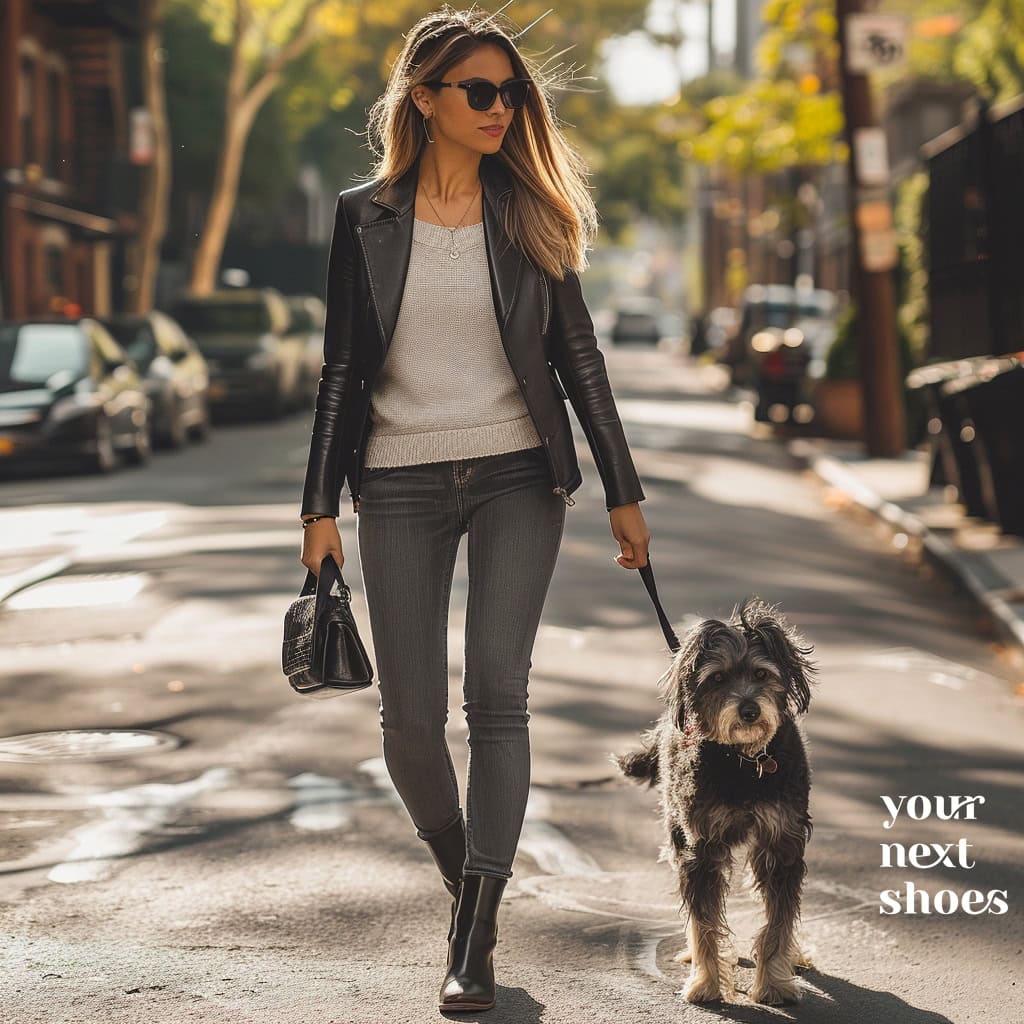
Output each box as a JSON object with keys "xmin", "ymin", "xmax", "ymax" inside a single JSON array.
[
  {"xmin": 419, "ymin": 812, "xmax": 466, "ymax": 943},
  {"xmin": 438, "ymin": 872, "xmax": 507, "ymax": 1012}
]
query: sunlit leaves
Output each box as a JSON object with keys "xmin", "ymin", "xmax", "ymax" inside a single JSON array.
[{"xmin": 684, "ymin": 77, "xmax": 843, "ymax": 173}]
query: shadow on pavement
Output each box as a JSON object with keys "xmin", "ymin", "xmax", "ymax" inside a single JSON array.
[
  {"xmin": 696, "ymin": 967, "xmax": 954, "ymax": 1023},
  {"xmin": 439, "ymin": 984, "xmax": 544, "ymax": 1023}
]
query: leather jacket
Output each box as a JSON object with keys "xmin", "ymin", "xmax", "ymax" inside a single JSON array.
[{"xmin": 300, "ymin": 150, "xmax": 646, "ymax": 517}]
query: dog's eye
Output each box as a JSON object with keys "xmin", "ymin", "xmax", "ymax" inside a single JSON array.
[
  {"xmin": 712, "ymin": 672, "xmax": 724, "ymax": 683},
  {"xmin": 755, "ymin": 668, "xmax": 767, "ymax": 679}
]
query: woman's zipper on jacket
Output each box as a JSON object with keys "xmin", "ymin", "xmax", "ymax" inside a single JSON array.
[
  {"xmin": 351, "ymin": 376, "xmax": 369, "ymax": 514},
  {"xmin": 538, "ymin": 276, "xmax": 569, "ymax": 505}
]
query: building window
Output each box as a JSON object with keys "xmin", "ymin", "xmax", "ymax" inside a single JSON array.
[
  {"xmin": 23, "ymin": 238, "xmax": 37, "ymax": 314},
  {"xmin": 46, "ymin": 67, "xmax": 62, "ymax": 178},
  {"xmin": 20, "ymin": 55, "xmax": 35, "ymax": 166},
  {"xmin": 45, "ymin": 244, "xmax": 64, "ymax": 298}
]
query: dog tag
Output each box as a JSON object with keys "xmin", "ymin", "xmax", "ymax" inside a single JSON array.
[{"xmin": 757, "ymin": 756, "xmax": 778, "ymax": 778}]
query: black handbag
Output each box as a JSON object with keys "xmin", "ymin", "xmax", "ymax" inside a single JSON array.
[{"xmin": 282, "ymin": 554, "xmax": 374, "ymax": 698}]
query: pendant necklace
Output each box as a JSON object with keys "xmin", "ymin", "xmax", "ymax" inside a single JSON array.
[{"xmin": 419, "ymin": 181, "xmax": 481, "ymax": 260}]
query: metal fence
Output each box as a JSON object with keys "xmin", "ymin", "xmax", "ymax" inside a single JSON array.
[{"xmin": 924, "ymin": 94, "xmax": 1024, "ymax": 360}]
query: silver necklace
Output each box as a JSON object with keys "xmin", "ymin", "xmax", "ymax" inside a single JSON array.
[{"xmin": 419, "ymin": 182, "xmax": 481, "ymax": 260}]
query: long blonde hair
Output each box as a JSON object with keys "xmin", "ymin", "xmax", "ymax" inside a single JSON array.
[{"xmin": 362, "ymin": 4, "xmax": 598, "ymax": 280}]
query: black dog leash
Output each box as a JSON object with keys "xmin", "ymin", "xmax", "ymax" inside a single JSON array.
[
  {"xmin": 638, "ymin": 559, "xmax": 780, "ymax": 777},
  {"xmin": 638, "ymin": 556, "xmax": 680, "ymax": 655}
]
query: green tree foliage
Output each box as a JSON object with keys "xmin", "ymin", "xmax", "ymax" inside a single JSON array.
[
  {"xmin": 163, "ymin": 1, "xmax": 293, "ymax": 210},
  {"xmin": 162, "ymin": 0, "xmax": 659, "ymax": 252},
  {"xmin": 951, "ymin": 1, "xmax": 1024, "ymax": 103},
  {"xmin": 674, "ymin": 0, "xmax": 1024, "ymax": 176},
  {"xmin": 893, "ymin": 170, "xmax": 929, "ymax": 365},
  {"xmin": 884, "ymin": 0, "xmax": 1024, "ymax": 103},
  {"xmin": 673, "ymin": 0, "xmax": 846, "ymax": 174},
  {"xmin": 683, "ymin": 79, "xmax": 845, "ymax": 172}
]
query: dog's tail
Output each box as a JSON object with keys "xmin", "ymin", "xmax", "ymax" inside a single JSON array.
[{"xmin": 611, "ymin": 732, "xmax": 660, "ymax": 787}]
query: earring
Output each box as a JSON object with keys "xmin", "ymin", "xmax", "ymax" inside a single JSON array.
[{"xmin": 423, "ymin": 113, "xmax": 435, "ymax": 144}]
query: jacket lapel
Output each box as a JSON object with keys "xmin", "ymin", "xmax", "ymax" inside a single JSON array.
[{"xmin": 361, "ymin": 152, "xmax": 523, "ymax": 354}]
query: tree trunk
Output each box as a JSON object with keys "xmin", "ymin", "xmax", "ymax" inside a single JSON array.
[
  {"xmin": 188, "ymin": 96, "xmax": 260, "ymax": 295},
  {"xmin": 187, "ymin": 0, "xmax": 326, "ymax": 296},
  {"xmin": 133, "ymin": 0, "xmax": 170, "ymax": 313}
]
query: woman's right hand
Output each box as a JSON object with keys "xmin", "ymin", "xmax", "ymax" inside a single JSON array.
[{"xmin": 301, "ymin": 517, "xmax": 344, "ymax": 574}]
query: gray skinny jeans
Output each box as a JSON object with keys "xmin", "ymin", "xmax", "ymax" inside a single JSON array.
[{"xmin": 355, "ymin": 444, "xmax": 565, "ymax": 878}]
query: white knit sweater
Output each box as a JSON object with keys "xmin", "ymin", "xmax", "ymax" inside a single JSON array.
[{"xmin": 362, "ymin": 217, "xmax": 543, "ymax": 468}]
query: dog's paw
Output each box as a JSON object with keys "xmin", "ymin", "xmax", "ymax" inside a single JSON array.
[
  {"xmin": 794, "ymin": 947, "xmax": 815, "ymax": 971},
  {"xmin": 683, "ymin": 972, "xmax": 723, "ymax": 1003},
  {"xmin": 673, "ymin": 948, "xmax": 692, "ymax": 964},
  {"xmin": 749, "ymin": 976, "xmax": 801, "ymax": 1006}
]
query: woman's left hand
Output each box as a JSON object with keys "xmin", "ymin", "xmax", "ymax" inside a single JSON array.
[{"xmin": 609, "ymin": 502, "xmax": 651, "ymax": 569}]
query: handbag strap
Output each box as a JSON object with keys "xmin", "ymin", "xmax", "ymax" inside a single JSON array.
[
  {"xmin": 638, "ymin": 556, "xmax": 680, "ymax": 655},
  {"xmin": 299, "ymin": 555, "xmax": 349, "ymax": 601}
]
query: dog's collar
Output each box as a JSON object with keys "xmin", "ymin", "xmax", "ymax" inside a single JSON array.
[{"xmin": 735, "ymin": 746, "xmax": 778, "ymax": 779}]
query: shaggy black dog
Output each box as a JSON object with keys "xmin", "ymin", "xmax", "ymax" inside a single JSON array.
[{"xmin": 614, "ymin": 596, "xmax": 817, "ymax": 1005}]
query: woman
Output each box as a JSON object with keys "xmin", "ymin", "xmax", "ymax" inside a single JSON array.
[{"xmin": 299, "ymin": 5, "xmax": 651, "ymax": 1012}]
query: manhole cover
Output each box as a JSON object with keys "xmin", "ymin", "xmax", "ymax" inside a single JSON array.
[{"xmin": 0, "ymin": 729, "xmax": 182, "ymax": 763}]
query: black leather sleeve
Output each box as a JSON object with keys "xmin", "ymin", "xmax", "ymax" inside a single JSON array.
[
  {"xmin": 300, "ymin": 192, "xmax": 356, "ymax": 518},
  {"xmin": 548, "ymin": 267, "xmax": 646, "ymax": 511}
]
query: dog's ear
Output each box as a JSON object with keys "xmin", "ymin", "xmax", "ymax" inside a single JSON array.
[
  {"xmin": 659, "ymin": 617, "xmax": 730, "ymax": 728},
  {"xmin": 738, "ymin": 597, "xmax": 816, "ymax": 714},
  {"xmin": 654, "ymin": 656, "xmax": 686, "ymax": 729}
]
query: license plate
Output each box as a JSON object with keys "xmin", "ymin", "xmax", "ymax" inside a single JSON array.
[
  {"xmin": 209, "ymin": 382, "xmax": 226, "ymax": 399},
  {"xmin": 0, "ymin": 437, "xmax": 15, "ymax": 455}
]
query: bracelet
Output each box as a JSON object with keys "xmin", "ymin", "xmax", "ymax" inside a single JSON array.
[{"xmin": 301, "ymin": 515, "xmax": 334, "ymax": 528}]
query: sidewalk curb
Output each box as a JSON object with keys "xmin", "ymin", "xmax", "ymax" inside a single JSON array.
[
  {"xmin": 0, "ymin": 554, "xmax": 72, "ymax": 607},
  {"xmin": 789, "ymin": 439, "xmax": 1024, "ymax": 656}
]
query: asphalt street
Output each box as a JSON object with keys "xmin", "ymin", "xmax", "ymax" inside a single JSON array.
[{"xmin": 0, "ymin": 347, "xmax": 1021, "ymax": 1024}]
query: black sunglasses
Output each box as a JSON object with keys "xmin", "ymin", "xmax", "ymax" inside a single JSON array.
[{"xmin": 424, "ymin": 77, "xmax": 532, "ymax": 111}]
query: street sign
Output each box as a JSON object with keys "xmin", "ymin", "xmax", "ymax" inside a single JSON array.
[
  {"xmin": 855, "ymin": 198, "xmax": 898, "ymax": 272},
  {"xmin": 854, "ymin": 127, "xmax": 890, "ymax": 186},
  {"xmin": 859, "ymin": 229, "xmax": 899, "ymax": 272},
  {"xmin": 846, "ymin": 14, "xmax": 908, "ymax": 73}
]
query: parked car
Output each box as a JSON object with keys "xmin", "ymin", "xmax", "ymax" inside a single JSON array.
[
  {"xmin": 169, "ymin": 288, "xmax": 305, "ymax": 419},
  {"xmin": 721, "ymin": 284, "xmax": 836, "ymax": 391},
  {"xmin": 0, "ymin": 318, "xmax": 150, "ymax": 474},
  {"xmin": 286, "ymin": 294, "xmax": 327, "ymax": 405},
  {"xmin": 738, "ymin": 288, "xmax": 838, "ymax": 424},
  {"xmin": 98, "ymin": 311, "xmax": 211, "ymax": 448},
  {"xmin": 610, "ymin": 296, "xmax": 663, "ymax": 346}
]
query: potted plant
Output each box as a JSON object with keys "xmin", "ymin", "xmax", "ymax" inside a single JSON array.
[{"xmin": 812, "ymin": 300, "xmax": 925, "ymax": 444}]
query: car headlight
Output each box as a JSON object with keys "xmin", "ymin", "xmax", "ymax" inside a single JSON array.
[
  {"xmin": 751, "ymin": 330, "xmax": 781, "ymax": 353},
  {"xmin": 0, "ymin": 408, "xmax": 45, "ymax": 426}
]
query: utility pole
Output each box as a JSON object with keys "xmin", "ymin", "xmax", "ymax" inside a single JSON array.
[{"xmin": 836, "ymin": 0, "xmax": 906, "ymax": 456}]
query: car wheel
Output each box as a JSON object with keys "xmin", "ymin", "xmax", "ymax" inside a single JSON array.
[
  {"xmin": 124, "ymin": 414, "xmax": 152, "ymax": 466},
  {"xmin": 166, "ymin": 401, "xmax": 188, "ymax": 449},
  {"xmin": 190, "ymin": 394, "xmax": 212, "ymax": 442},
  {"xmin": 86, "ymin": 414, "xmax": 118, "ymax": 474}
]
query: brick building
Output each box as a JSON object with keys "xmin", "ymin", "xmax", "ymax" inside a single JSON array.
[{"xmin": 0, "ymin": 0, "xmax": 142, "ymax": 319}]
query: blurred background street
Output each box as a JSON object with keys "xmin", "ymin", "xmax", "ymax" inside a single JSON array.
[{"xmin": 2, "ymin": 0, "xmax": 1023, "ymax": 1021}]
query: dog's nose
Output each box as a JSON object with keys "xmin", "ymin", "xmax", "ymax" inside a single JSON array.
[{"xmin": 739, "ymin": 700, "xmax": 761, "ymax": 723}]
